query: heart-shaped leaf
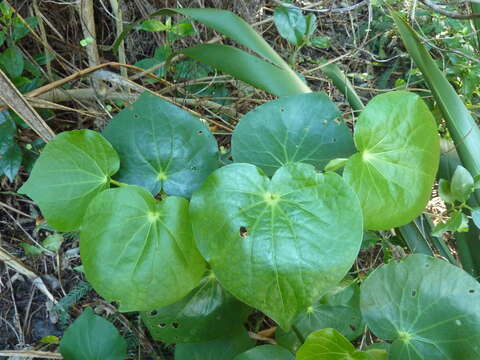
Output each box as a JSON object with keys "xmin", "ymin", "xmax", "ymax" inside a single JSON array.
[
  {"xmin": 190, "ymin": 163, "xmax": 363, "ymax": 329},
  {"xmin": 360, "ymin": 254, "xmax": 480, "ymax": 359},
  {"xmin": 233, "ymin": 345, "xmax": 294, "ymax": 360},
  {"xmin": 276, "ymin": 281, "xmax": 364, "ymax": 353},
  {"xmin": 296, "ymin": 328, "xmax": 370, "ymax": 360},
  {"xmin": 174, "ymin": 327, "xmax": 254, "ymax": 360},
  {"xmin": 19, "ymin": 130, "xmax": 119, "ymax": 231},
  {"xmin": 343, "ymin": 91, "xmax": 439, "ymax": 230},
  {"xmin": 59, "ymin": 308, "xmax": 127, "ymax": 360},
  {"xmin": 141, "ymin": 274, "xmax": 251, "ymax": 343},
  {"xmin": 232, "ymin": 93, "xmax": 355, "ymax": 176},
  {"xmin": 80, "ymin": 185, "xmax": 206, "ymax": 312},
  {"xmin": 103, "ymin": 92, "xmax": 218, "ymax": 198}
]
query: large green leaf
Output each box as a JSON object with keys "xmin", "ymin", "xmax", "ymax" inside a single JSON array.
[
  {"xmin": 276, "ymin": 281, "xmax": 364, "ymax": 353},
  {"xmin": 182, "ymin": 44, "xmax": 309, "ymax": 97},
  {"xmin": 234, "ymin": 345, "xmax": 294, "ymax": 360},
  {"xmin": 232, "ymin": 93, "xmax": 355, "ymax": 176},
  {"xmin": 103, "ymin": 92, "xmax": 218, "ymax": 198},
  {"xmin": 80, "ymin": 185, "xmax": 205, "ymax": 312},
  {"xmin": 140, "ymin": 274, "xmax": 251, "ymax": 343},
  {"xmin": 392, "ymin": 12, "xmax": 480, "ymax": 204},
  {"xmin": 190, "ymin": 162, "xmax": 363, "ymax": 329},
  {"xmin": 19, "ymin": 130, "xmax": 119, "ymax": 231},
  {"xmin": 360, "ymin": 254, "xmax": 480, "ymax": 359},
  {"xmin": 296, "ymin": 328, "xmax": 370, "ymax": 360},
  {"xmin": 174, "ymin": 328, "xmax": 254, "ymax": 360},
  {"xmin": 59, "ymin": 308, "xmax": 127, "ymax": 360},
  {"xmin": 343, "ymin": 91, "xmax": 439, "ymax": 230}
]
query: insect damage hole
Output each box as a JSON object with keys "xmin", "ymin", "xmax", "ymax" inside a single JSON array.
[
  {"xmin": 239, "ymin": 226, "xmax": 248, "ymax": 237},
  {"xmin": 469, "ymin": 289, "xmax": 475, "ymax": 294},
  {"xmin": 172, "ymin": 322, "xmax": 180, "ymax": 328},
  {"xmin": 411, "ymin": 290, "xmax": 417, "ymax": 297},
  {"xmin": 158, "ymin": 323, "xmax": 166, "ymax": 328},
  {"xmin": 149, "ymin": 310, "xmax": 158, "ymax": 316}
]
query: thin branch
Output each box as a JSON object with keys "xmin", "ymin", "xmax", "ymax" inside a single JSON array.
[{"xmin": 419, "ymin": 0, "xmax": 480, "ymax": 18}]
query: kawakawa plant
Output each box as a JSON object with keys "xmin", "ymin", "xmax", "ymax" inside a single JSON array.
[{"xmin": 18, "ymin": 10, "xmax": 480, "ymax": 360}]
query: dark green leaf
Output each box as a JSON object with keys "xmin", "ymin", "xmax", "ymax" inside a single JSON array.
[
  {"xmin": 181, "ymin": 44, "xmax": 311, "ymax": 96},
  {"xmin": 174, "ymin": 328, "xmax": 254, "ymax": 360},
  {"xmin": 138, "ymin": 19, "xmax": 167, "ymax": 32},
  {"xmin": 141, "ymin": 275, "xmax": 251, "ymax": 343},
  {"xmin": 81, "ymin": 185, "xmax": 206, "ymax": 312},
  {"xmin": 0, "ymin": 142, "xmax": 21, "ymax": 181},
  {"xmin": 0, "ymin": 111, "xmax": 16, "ymax": 154},
  {"xmin": 103, "ymin": 92, "xmax": 218, "ymax": 198},
  {"xmin": 19, "ymin": 130, "xmax": 120, "ymax": 231},
  {"xmin": 450, "ymin": 165, "xmax": 474, "ymax": 203},
  {"xmin": 190, "ymin": 163, "xmax": 363, "ymax": 329},
  {"xmin": 233, "ymin": 345, "xmax": 294, "ymax": 360},
  {"xmin": 273, "ymin": 6, "xmax": 307, "ymax": 45},
  {"xmin": 276, "ymin": 281, "xmax": 364, "ymax": 353},
  {"xmin": 296, "ymin": 328, "xmax": 370, "ymax": 360},
  {"xmin": 472, "ymin": 208, "xmax": 480, "ymax": 229},
  {"xmin": 0, "ymin": 47, "xmax": 24, "ymax": 78},
  {"xmin": 360, "ymin": 254, "xmax": 480, "ymax": 360},
  {"xmin": 13, "ymin": 16, "xmax": 38, "ymax": 42},
  {"xmin": 232, "ymin": 93, "xmax": 355, "ymax": 176},
  {"xmin": 33, "ymin": 52, "xmax": 56, "ymax": 66},
  {"xmin": 343, "ymin": 91, "xmax": 439, "ymax": 230},
  {"xmin": 0, "ymin": 31, "xmax": 5, "ymax": 47},
  {"xmin": 59, "ymin": 308, "xmax": 127, "ymax": 360}
]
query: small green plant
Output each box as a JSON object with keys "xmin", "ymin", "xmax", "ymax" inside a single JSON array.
[{"xmin": 16, "ymin": 7, "xmax": 480, "ymax": 360}]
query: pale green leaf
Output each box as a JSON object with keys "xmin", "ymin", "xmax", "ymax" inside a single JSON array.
[
  {"xmin": 190, "ymin": 163, "xmax": 363, "ymax": 329},
  {"xmin": 19, "ymin": 130, "xmax": 119, "ymax": 231},
  {"xmin": 80, "ymin": 185, "xmax": 206, "ymax": 312},
  {"xmin": 273, "ymin": 6, "xmax": 307, "ymax": 45},
  {"xmin": 233, "ymin": 345, "xmax": 294, "ymax": 360},
  {"xmin": 343, "ymin": 91, "xmax": 439, "ymax": 230},
  {"xmin": 450, "ymin": 165, "xmax": 474, "ymax": 203}
]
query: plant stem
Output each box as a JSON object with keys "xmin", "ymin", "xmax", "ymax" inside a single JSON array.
[
  {"xmin": 109, "ymin": 178, "xmax": 127, "ymax": 187},
  {"xmin": 292, "ymin": 324, "xmax": 306, "ymax": 344}
]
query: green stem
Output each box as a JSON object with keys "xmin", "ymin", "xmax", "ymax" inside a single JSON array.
[
  {"xmin": 109, "ymin": 178, "xmax": 127, "ymax": 187},
  {"xmin": 292, "ymin": 324, "xmax": 306, "ymax": 344}
]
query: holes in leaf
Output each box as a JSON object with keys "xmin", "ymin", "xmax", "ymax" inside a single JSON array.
[
  {"xmin": 239, "ymin": 226, "xmax": 248, "ymax": 237},
  {"xmin": 197, "ymin": 130, "xmax": 204, "ymax": 135},
  {"xmin": 149, "ymin": 310, "xmax": 158, "ymax": 316},
  {"xmin": 172, "ymin": 322, "xmax": 180, "ymax": 328},
  {"xmin": 349, "ymin": 324, "xmax": 356, "ymax": 331},
  {"xmin": 469, "ymin": 289, "xmax": 475, "ymax": 294},
  {"xmin": 133, "ymin": 113, "xmax": 139, "ymax": 119},
  {"xmin": 158, "ymin": 323, "xmax": 166, "ymax": 328},
  {"xmin": 280, "ymin": 108, "xmax": 285, "ymax": 112},
  {"xmin": 411, "ymin": 290, "xmax": 417, "ymax": 297},
  {"xmin": 191, "ymin": 166, "xmax": 198, "ymax": 171}
]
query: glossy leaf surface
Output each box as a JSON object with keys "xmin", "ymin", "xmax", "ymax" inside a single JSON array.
[
  {"xmin": 190, "ymin": 163, "xmax": 363, "ymax": 329},
  {"xmin": 232, "ymin": 93, "xmax": 355, "ymax": 176},
  {"xmin": 174, "ymin": 328, "xmax": 254, "ymax": 360},
  {"xmin": 361, "ymin": 254, "xmax": 480, "ymax": 359},
  {"xmin": 103, "ymin": 92, "xmax": 218, "ymax": 198},
  {"xmin": 343, "ymin": 91, "xmax": 439, "ymax": 230},
  {"xmin": 19, "ymin": 130, "xmax": 119, "ymax": 231},
  {"xmin": 276, "ymin": 281, "xmax": 364, "ymax": 352},
  {"xmin": 59, "ymin": 308, "xmax": 126, "ymax": 360},
  {"xmin": 296, "ymin": 328, "xmax": 370, "ymax": 360},
  {"xmin": 141, "ymin": 275, "xmax": 251, "ymax": 343},
  {"xmin": 234, "ymin": 345, "xmax": 294, "ymax": 360},
  {"xmin": 81, "ymin": 185, "xmax": 205, "ymax": 312}
]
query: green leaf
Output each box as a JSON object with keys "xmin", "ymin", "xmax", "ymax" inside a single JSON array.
[
  {"xmin": 310, "ymin": 36, "xmax": 331, "ymax": 49},
  {"xmin": 472, "ymin": 208, "xmax": 480, "ymax": 229},
  {"xmin": 174, "ymin": 328, "xmax": 254, "ymax": 360},
  {"xmin": 181, "ymin": 44, "xmax": 310, "ymax": 97},
  {"xmin": 392, "ymin": 12, "xmax": 480, "ymax": 205},
  {"xmin": 296, "ymin": 328, "xmax": 370, "ymax": 360},
  {"xmin": 103, "ymin": 92, "xmax": 218, "ymax": 198},
  {"xmin": 80, "ymin": 185, "xmax": 206, "ymax": 312},
  {"xmin": 140, "ymin": 275, "xmax": 251, "ymax": 343},
  {"xmin": 0, "ymin": 142, "xmax": 21, "ymax": 181},
  {"xmin": 21, "ymin": 242, "xmax": 43, "ymax": 256},
  {"xmin": 42, "ymin": 233, "xmax": 63, "ymax": 252},
  {"xmin": 19, "ymin": 130, "xmax": 119, "ymax": 231},
  {"xmin": 450, "ymin": 165, "xmax": 474, "ymax": 203},
  {"xmin": 190, "ymin": 163, "xmax": 363, "ymax": 329},
  {"xmin": 273, "ymin": 6, "xmax": 307, "ymax": 45},
  {"xmin": 438, "ymin": 179, "xmax": 455, "ymax": 204},
  {"xmin": 360, "ymin": 254, "xmax": 480, "ymax": 360},
  {"xmin": 431, "ymin": 211, "xmax": 468, "ymax": 237},
  {"xmin": 233, "ymin": 345, "xmax": 294, "ymax": 360},
  {"xmin": 59, "ymin": 308, "xmax": 127, "ymax": 360},
  {"xmin": 0, "ymin": 46, "xmax": 24, "ymax": 78},
  {"xmin": 232, "ymin": 93, "xmax": 355, "ymax": 176},
  {"xmin": 0, "ymin": 31, "xmax": 5, "ymax": 47},
  {"xmin": 276, "ymin": 281, "xmax": 364, "ymax": 353},
  {"xmin": 13, "ymin": 16, "xmax": 37, "ymax": 42},
  {"xmin": 0, "ymin": 111, "xmax": 16, "ymax": 153},
  {"xmin": 343, "ymin": 91, "xmax": 439, "ymax": 230},
  {"xmin": 138, "ymin": 19, "xmax": 168, "ymax": 32}
]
